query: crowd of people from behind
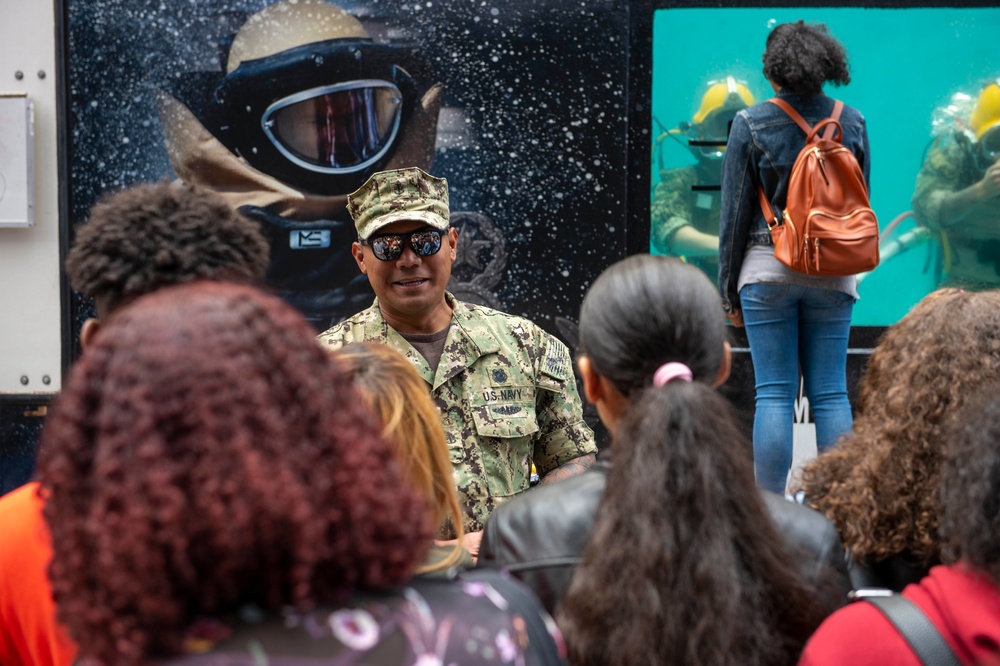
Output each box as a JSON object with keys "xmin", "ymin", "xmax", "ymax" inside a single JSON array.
[{"xmin": 4, "ymin": 14, "xmax": 1000, "ymax": 666}]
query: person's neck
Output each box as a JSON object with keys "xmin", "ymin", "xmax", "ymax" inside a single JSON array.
[{"xmin": 380, "ymin": 299, "xmax": 454, "ymax": 335}]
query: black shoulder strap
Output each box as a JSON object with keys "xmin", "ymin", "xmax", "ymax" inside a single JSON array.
[
  {"xmin": 461, "ymin": 568, "xmax": 564, "ymax": 665},
  {"xmin": 864, "ymin": 594, "xmax": 962, "ymax": 666}
]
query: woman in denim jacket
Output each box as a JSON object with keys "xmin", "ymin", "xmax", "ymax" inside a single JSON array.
[{"xmin": 719, "ymin": 20, "xmax": 870, "ymax": 494}]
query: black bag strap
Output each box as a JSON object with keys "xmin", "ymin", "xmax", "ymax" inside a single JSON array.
[
  {"xmin": 460, "ymin": 568, "xmax": 565, "ymax": 665},
  {"xmin": 863, "ymin": 593, "xmax": 962, "ymax": 666}
]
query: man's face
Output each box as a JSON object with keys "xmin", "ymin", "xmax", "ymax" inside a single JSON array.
[{"xmin": 352, "ymin": 219, "xmax": 458, "ymax": 324}]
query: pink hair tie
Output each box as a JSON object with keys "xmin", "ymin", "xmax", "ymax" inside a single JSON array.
[{"xmin": 652, "ymin": 362, "xmax": 693, "ymax": 387}]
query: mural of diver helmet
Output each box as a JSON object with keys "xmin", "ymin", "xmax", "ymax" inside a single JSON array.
[
  {"xmin": 690, "ymin": 76, "xmax": 754, "ymax": 158},
  {"xmin": 204, "ymin": 0, "xmax": 435, "ymax": 195}
]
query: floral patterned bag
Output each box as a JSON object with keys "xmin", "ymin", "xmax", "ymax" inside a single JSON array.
[{"xmin": 152, "ymin": 571, "xmax": 566, "ymax": 665}]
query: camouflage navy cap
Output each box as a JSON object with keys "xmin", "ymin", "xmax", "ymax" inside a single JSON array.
[{"xmin": 348, "ymin": 167, "xmax": 450, "ymax": 240}]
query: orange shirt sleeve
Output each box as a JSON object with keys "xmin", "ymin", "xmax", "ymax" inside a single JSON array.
[{"xmin": 0, "ymin": 482, "xmax": 77, "ymax": 666}]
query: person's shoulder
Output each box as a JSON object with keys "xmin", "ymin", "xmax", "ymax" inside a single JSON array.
[
  {"xmin": 836, "ymin": 100, "xmax": 868, "ymax": 127},
  {"xmin": 160, "ymin": 581, "xmax": 559, "ymax": 665},
  {"xmin": 800, "ymin": 596, "xmax": 914, "ymax": 666},
  {"xmin": 0, "ymin": 481, "xmax": 46, "ymax": 533},
  {"xmin": 760, "ymin": 489, "xmax": 837, "ymax": 535},
  {"xmin": 0, "ymin": 480, "xmax": 43, "ymax": 509},
  {"xmin": 0, "ymin": 484, "xmax": 48, "ymax": 565},
  {"xmin": 923, "ymin": 138, "xmax": 969, "ymax": 163},
  {"xmin": 454, "ymin": 299, "xmax": 549, "ymax": 341},
  {"xmin": 741, "ymin": 101, "xmax": 781, "ymax": 122},
  {"xmin": 452, "ymin": 300, "xmax": 577, "ymax": 383},
  {"xmin": 455, "ymin": 298, "xmax": 522, "ymax": 323},
  {"xmin": 406, "ymin": 575, "xmax": 563, "ymax": 662},
  {"xmin": 316, "ymin": 304, "xmax": 379, "ymax": 347}
]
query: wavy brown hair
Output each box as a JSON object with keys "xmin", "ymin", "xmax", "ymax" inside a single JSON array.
[
  {"xmin": 940, "ymin": 383, "xmax": 1000, "ymax": 585},
  {"xmin": 797, "ymin": 288, "xmax": 1000, "ymax": 564},
  {"xmin": 558, "ymin": 255, "xmax": 825, "ymax": 666},
  {"xmin": 332, "ymin": 341, "xmax": 467, "ymax": 571},
  {"xmin": 37, "ymin": 282, "xmax": 432, "ymax": 665}
]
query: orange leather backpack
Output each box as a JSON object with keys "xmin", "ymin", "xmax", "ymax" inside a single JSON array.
[{"xmin": 756, "ymin": 98, "xmax": 879, "ymax": 276}]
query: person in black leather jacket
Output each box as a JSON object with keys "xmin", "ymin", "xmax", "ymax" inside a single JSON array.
[
  {"xmin": 478, "ymin": 450, "xmax": 851, "ymax": 617},
  {"xmin": 478, "ymin": 256, "xmax": 851, "ymax": 640}
]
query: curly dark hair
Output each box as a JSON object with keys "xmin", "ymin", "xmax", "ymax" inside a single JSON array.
[
  {"xmin": 763, "ymin": 20, "xmax": 851, "ymax": 94},
  {"xmin": 37, "ymin": 281, "xmax": 432, "ymax": 665},
  {"xmin": 65, "ymin": 180, "xmax": 270, "ymax": 316},
  {"xmin": 797, "ymin": 289, "xmax": 1000, "ymax": 565},
  {"xmin": 939, "ymin": 383, "xmax": 1000, "ymax": 585},
  {"xmin": 558, "ymin": 256, "xmax": 825, "ymax": 666}
]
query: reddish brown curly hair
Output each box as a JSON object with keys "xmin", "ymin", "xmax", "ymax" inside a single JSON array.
[
  {"xmin": 37, "ymin": 281, "xmax": 432, "ymax": 665},
  {"xmin": 796, "ymin": 288, "xmax": 1000, "ymax": 564}
]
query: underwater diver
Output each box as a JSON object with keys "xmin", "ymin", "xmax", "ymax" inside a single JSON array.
[
  {"xmin": 158, "ymin": 0, "xmax": 443, "ymax": 329},
  {"xmin": 912, "ymin": 78, "xmax": 1000, "ymax": 289},
  {"xmin": 650, "ymin": 76, "xmax": 754, "ymax": 278}
]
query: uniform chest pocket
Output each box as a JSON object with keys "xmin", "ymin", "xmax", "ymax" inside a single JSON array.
[
  {"xmin": 471, "ymin": 382, "xmax": 538, "ymax": 438},
  {"xmin": 470, "ymin": 391, "xmax": 538, "ymax": 499},
  {"xmin": 471, "ymin": 401, "xmax": 540, "ymax": 439}
]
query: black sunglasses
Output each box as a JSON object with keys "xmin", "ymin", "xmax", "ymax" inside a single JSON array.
[{"xmin": 361, "ymin": 228, "xmax": 447, "ymax": 262}]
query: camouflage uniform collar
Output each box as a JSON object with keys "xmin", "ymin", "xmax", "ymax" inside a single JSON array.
[
  {"xmin": 368, "ymin": 293, "xmax": 501, "ymax": 389},
  {"xmin": 444, "ymin": 293, "xmax": 502, "ymax": 357},
  {"xmin": 427, "ymin": 293, "xmax": 500, "ymax": 390}
]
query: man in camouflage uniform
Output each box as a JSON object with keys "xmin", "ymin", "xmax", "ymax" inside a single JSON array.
[
  {"xmin": 912, "ymin": 80, "xmax": 1000, "ymax": 289},
  {"xmin": 318, "ymin": 167, "xmax": 596, "ymax": 545}
]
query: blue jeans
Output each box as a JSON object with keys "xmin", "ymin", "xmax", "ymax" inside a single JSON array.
[{"xmin": 739, "ymin": 283, "xmax": 854, "ymax": 494}]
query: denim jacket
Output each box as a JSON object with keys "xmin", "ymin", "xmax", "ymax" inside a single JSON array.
[{"xmin": 717, "ymin": 91, "xmax": 871, "ymax": 314}]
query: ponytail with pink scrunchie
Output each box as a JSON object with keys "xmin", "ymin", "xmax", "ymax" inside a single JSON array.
[{"xmin": 652, "ymin": 362, "xmax": 693, "ymax": 387}]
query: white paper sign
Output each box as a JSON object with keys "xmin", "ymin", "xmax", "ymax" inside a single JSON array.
[{"xmin": 0, "ymin": 95, "xmax": 34, "ymax": 227}]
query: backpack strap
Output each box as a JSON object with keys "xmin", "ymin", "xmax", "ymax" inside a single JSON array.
[
  {"xmin": 767, "ymin": 97, "xmax": 813, "ymax": 135},
  {"xmin": 862, "ymin": 593, "xmax": 962, "ymax": 666},
  {"xmin": 767, "ymin": 97, "xmax": 845, "ymax": 141},
  {"xmin": 820, "ymin": 100, "xmax": 845, "ymax": 140},
  {"xmin": 757, "ymin": 183, "xmax": 780, "ymax": 228},
  {"xmin": 828, "ymin": 99, "xmax": 845, "ymax": 122}
]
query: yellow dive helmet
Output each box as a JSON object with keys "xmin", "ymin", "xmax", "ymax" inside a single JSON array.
[
  {"xmin": 970, "ymin": 79, "xmax": 1000, "ymax": 141},
  {"xmin": 692, "ymin": 76, "xmax": 754, "ymax": 126}
]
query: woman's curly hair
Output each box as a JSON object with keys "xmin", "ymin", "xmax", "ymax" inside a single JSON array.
[
  {"xmin": 797, "ymin": 288, "xmax": 1000, "ymax": 565},
  {"xmin": 940, "ymin": 383, "xmax": 1000, "ymax": 585},
  {"xmin": 37, "ymin": 281, "xmax": 432, "ymax": 665},
  {"xmin": 763, "ymin": 20, "xmax": 850, "ymax": 94},
  {"xmin": 65, "ymin": 180, "xmax": 270, "ymax": 315}
]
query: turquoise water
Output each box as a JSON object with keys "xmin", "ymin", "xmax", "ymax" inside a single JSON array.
[{"xmin": 651, "ymin": 7, "xmax": 1000, "ymax": 326}]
